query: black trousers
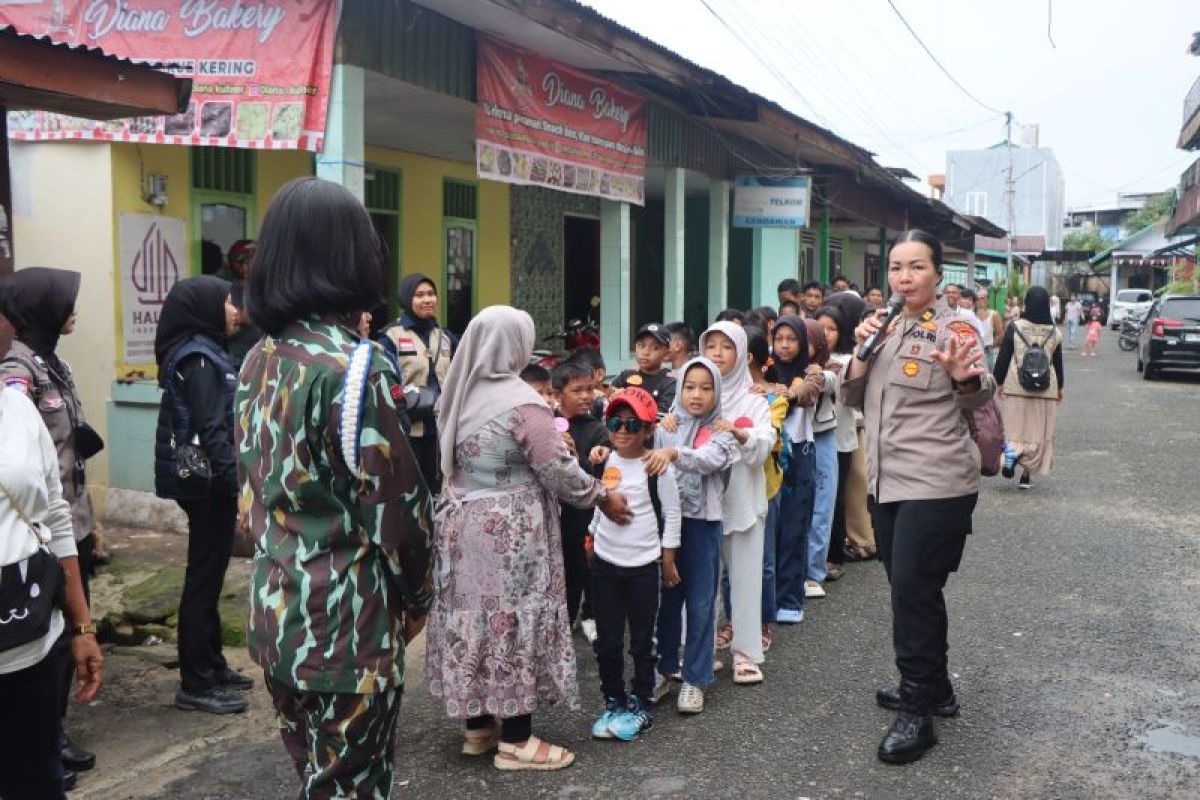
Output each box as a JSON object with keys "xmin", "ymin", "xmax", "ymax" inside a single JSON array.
[
  {"xmin": 409, "ymin": 434, "xmax": 442, "ymax": 496},
  {"xmin": 56, "ymin": 534, "xmax": 94, "ymax": 725},
  {"xmin": 872, "ymin": 494, "xmax": 976, "ymax": 686},
  {"xmin": 0, "ymin": 652, "xmax": 66, "ymax": 799},
  {"xmin": 590, "ymin": 556, "xmax": 659, "ymax": 704},
  {"xmin": 829, "ymin": 451, "xmax": 852, "ymax": 565},
  {"xmin": 178, "ymin": 496, "xmax": 237, "ymax": 693},
  {"xmin": 466, "ymin": 714, "xmax": 532, "ymax": 744},
  {"xmin": 560, "ymin": 519, "xmax": 593, "ymax": 624}
]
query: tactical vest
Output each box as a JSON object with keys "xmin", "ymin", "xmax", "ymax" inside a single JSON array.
[{"xmin": 382, "ymin": 323, "xmax": 452, "ymax": 438}]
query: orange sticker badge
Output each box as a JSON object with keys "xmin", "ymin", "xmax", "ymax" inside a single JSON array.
[
  {"xmin": 734, "ymin": 416, "xmax": 754, "ymax": 429},
  {"xmin": 625, "ymin": 374, "xmax": 644, "ymax": 386},
  {"xmin": 902, "ymin": 360, "xmax": 921, "ymax": 378},
  {"xmin": 944, "ymin": 320, "xmax": 981, "ymax": 349},
  {"xmin": 602, "ymin": 466, "xmax": 623, "ymax": 490},
  {"xmin": 693, "ymin": 426, "xmax": 713, "ymax": 448}
]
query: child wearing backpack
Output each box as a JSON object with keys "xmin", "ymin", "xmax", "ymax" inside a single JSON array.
[{"xmin": 587, "ymin": 387, "xmax": 681, "ymax": 741}]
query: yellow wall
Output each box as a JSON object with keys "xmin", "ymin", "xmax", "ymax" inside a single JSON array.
[
  {"xmin": 256, "ymin": 151, "xmax": 315, "ymax": 227},
  {"xmin": 365, "ymin": 146, "xmax": 510, "ymax": 312},
  {"xmin": 10, "ymin": 141, "xmax": 117, "ymax": 487}
]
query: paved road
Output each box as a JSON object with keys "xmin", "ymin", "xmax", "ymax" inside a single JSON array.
[{"xmin": 130, "ymin": 337, "xmax": 1200, "ymax": 799}]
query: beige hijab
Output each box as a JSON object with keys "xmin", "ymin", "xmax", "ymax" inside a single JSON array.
[{"xmin": 437, "ymin": 305, "xmax": 543, "ymax": 476}]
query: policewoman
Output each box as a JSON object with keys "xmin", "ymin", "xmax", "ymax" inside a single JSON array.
[
  {"xmin": 0, "ymin": 267, "xmax": 104, "ymax": 780},
  {"xmin": 381, "ymin": 273, "xmax": 455, "ymax": 493},
  {"xmin": 840, "ymin": 230, "xmax": 995, "ymax": 765}
]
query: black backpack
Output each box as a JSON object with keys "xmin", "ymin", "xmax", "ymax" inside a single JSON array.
[{"xmin": 1013, "ymin": 324, "xmax": 1054, "ymax": 392}]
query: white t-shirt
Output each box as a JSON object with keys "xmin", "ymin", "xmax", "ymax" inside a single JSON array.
[
  {"xmin": 590, "ymin": 455, "xmax": 681, "ymax": 567},
  {"xmin": 0, "ymin": 388, "xmax": 77, "ymax": 675},
  {"xmin": 977, "ymin": 308, "xmax": 998, "ymax": 348},
  {"xmin": 1050, "ymin": 296, "xmax": 1061, "ymax": 321},
  {"xmin": 1065, "ymin": 301, "xmax": 1083, "ymax": 323}
]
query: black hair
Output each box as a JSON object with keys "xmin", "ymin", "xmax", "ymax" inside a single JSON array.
[
  {"xmin": 944, "ymin": 283, "xmax": 962, "ymax": 292},
  {"xmin": 569, "ymin": 345, "xmax": 605, "ymax": 373},
  {"xmin": 519, "ymin": 363, "xmax": 550, "ymax": 384},
  {"xmin": 815, "ymin": 304, "xmax": 856, "ymax": 356},
  {"xmin": 247, "ymin": 178, "xmax": 384, "ymax": 336},
  {"xmin": 744, "ymin": 324, "xmax": 770, "ymax": 369},
  {"xmin": 777, "ymin": 278, "xmax": 802, "ymax": 294},
  {"xmin": 665, "ymin": 321, "xmax": 694, "ymax": 350},
  {"xmin": 862, "ymin": 304, "xmax": 879, "ymax": 321},
  {"xmin": 831, "ymin": 274, "xmax": 849, "ymax": 287},
  {"xmin": 893, "ymin": 229, "xmax": 944, "ymax": 274},
  {"xmin": 779, "ymin": 300, "xmax": 800, "ymax": 316},
  {"xmin": 715, "ymin": 308, "xmax": 745, "ymax": 324},
  {"xmin": 864, "ymin": 285, "xmax": 884, "ymax": 297},
  {"xmin": 201, "ymin": 239, "xmax": 223, "ymax": 275},
  {"xmin": 960, "ymin": 287, "xmax": 976, "ymax": 302},
  {"xmin": 848, "ymin": 282, "xmax": 861, "ymax": 293},
  {"xmin": 752, "ymin": 305, "xmax": 778, "ymax": 324},
  {"xmin": 802, "ymin": 281, "xmax": 824, "ymax": 294},
  {"xmin": 550, "ymin": 358, "xmax": 593, "ymax": 392}
]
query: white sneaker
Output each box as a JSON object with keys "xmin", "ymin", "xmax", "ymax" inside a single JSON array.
[
  {"xmin": 580, "ymin": 618, "xmax": 598, "ymax": 643},
  {"xmin": 652, "ymin": 673, "xmax": 672, "ymax": 704},
  {"xmin": 804, "ymin": 581, "xmax": 826, "ymax": 599},
  {"xmin": 677, "ymin": 682, "xmax": 704, "ymax": 714}
]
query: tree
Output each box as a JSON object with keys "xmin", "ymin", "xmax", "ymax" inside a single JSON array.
[
  {"xmin": 1123, "ymin": 191, "xmax": 1175, "ymax": 233},
  {"xmin": 1063, "ymin": 227, "xmax": 1109, "ymax": 255}
]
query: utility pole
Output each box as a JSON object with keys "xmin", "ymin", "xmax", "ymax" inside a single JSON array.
[{"xmin": 1005, "ymin": 110, "xmax": 1016, "ymax": 291}]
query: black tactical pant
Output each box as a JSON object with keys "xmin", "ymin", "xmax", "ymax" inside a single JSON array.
[
  {"xmin": 178, "ymin": 496, "xmax": 237, "ymax": 693},
  {"xmin": 872, "ymin": 494, "xmax": 976, "ymax": 685}
]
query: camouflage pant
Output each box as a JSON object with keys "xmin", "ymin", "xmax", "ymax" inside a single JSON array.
[{"xmin": 265, "ymin": 677, "xmax": 402, "ymax": 800}]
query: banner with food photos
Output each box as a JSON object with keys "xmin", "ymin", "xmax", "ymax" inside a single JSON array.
[
  {"xmin": 3, "ymin": 0, "xmax": 337, "ymax": 151},
  {"xmin": 475, "ymin": 36, "xmax": 647, "ymax": 205}
]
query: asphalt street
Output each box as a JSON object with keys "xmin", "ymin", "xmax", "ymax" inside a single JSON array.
[{"xmin": 154, "ymin": 335, "xmax": 1200, "ymax": 799}]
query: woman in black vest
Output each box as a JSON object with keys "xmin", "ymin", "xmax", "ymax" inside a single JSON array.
[{"xmin": 153, "ymin": 276, "xmax": 249, "ymax": 715}]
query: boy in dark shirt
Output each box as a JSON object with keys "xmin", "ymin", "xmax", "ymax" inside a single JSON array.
[
  {"xmin": 552, "ymin": 358, "xmax": 609, "ymax": 643},
  {"xmin": 611, "ymin": 323, "xmax": 675, "ymax": 414}
]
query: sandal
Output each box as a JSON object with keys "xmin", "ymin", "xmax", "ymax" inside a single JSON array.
[
  {"xmin": 494, "ymin": 736, "xmax": 575, "ymax": 771},
  {"xmin": 732, "ymin": 652, "xmax": 764, "ymax": 685},
  {"xmin": 462, "ymin": 723, "xmax": 499, "ymax": 756},
  {"xmin": 715, "ymin": 623, "xmax": 733, "ymax": 651},
  {"xmin": 762, "ymin": 627, "xmax": 772, "ymax": 653}
]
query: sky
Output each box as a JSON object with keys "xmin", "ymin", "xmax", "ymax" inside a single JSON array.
[{"xmin": 578, "ymin": 0, "xmax": 1199, "ymax": 210}]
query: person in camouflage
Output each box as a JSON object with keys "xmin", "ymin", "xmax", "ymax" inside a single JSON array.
[{"xmin": 236, "ymin": 178, "xmax": 434, "ymax": 799}]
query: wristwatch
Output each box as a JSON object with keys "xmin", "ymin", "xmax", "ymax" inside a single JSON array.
[{"xmin": 70, "ymin": 624, "xmax": 97, "ymax": 637}]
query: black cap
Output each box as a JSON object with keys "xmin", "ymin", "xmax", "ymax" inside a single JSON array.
[{"xmin": 634, "ymin": 323, "xmax": 671, "ymax": 346}]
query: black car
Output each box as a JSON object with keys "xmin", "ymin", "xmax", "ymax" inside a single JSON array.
[{"xmin": 1137, "ymin": 295, "xmax": 1200, "ymax": 380}]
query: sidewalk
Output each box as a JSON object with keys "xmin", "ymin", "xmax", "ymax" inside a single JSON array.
[{"xmin": 67, "ymin": 525, "xmax": 425, "ymax": 799}]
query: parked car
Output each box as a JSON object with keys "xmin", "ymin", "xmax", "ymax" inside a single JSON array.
[
  {"xmin": 1109, "ymin": 288, "xmax": 1155, "ymax": 330},
  {"xmin": 1137, "ymin": 295, "xmax": 1200, "ymax": 380}
]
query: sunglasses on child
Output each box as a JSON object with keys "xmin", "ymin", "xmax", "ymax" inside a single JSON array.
[{"xmin": 605, "ymin": 417, "xmax": 649, "ymax": 434}]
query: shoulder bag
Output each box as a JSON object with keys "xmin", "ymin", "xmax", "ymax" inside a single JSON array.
[{"xmin": 0, "ymin": 479, "xmax": 66, "ymax": 653}]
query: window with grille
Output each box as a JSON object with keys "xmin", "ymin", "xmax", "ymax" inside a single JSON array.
[
  {"xmin": 443, "ymin": 180, "xmax": 478, "ymax": 219},
  {"xmin": 191, "ymin": 147, "xmax": 255, "ymax": 194},
  {"xmin": 366, "ymin": 168, "xmax": 401, "ymax": 211}
]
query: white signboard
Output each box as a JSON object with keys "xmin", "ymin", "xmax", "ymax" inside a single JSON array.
[
  {"xmin": 118, "ymin": 214, "xmax": 186, "ymax": 369},
  {"xmin": 732, "ymin": 175, "xmax": 811, "ymax": 228}
]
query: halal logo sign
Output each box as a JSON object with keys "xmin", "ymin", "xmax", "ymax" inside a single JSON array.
[{"xmin": 131, "ymin": 222, "xmax": 180, "ymax": 309}]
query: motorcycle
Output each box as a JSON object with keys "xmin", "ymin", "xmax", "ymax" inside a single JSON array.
[
  {"xmin": 1118, "ymin": 314, "xmax": 1142, "ymax": 352},
  {"xmin": 529, "ymin": 316, "xmax": 601, "ymax": 369}
]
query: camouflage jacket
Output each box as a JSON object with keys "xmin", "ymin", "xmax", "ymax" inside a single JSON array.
[{"xmin": 236, "ymin": 318, "xmax": 434, "ymax": 694}]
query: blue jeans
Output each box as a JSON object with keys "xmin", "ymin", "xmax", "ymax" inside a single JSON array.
[
  {"xmin": 1066, "ymin": 319, "xmax": 1079, "ymax": 349},
  {"xmin": 657, "ymin": 518, "xmax": 723, "ymax": 687},
  {"xmin": 807, "ymin": 430, "xmax": 838, "ymax": 584},
  {"xmin": 776, "ymin": 440, "xmax": 815, "ymax": 614},
  {"xmin": 722, "ymin": 493, "xmax": 781, "ymax": 623}
]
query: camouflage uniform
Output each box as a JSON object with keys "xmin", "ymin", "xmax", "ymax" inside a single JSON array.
[{"xmin": 236, "ymin": 318, "xmax": 433, "ymax": 799}]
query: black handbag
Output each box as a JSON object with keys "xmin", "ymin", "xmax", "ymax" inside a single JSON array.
[
  {"xmin": 0, "ymin": 480, "xmax": 66, "ymax": 653},
  {"xmin": 74, "ymin": 422, "xmax": 105, "ymax": 461}
]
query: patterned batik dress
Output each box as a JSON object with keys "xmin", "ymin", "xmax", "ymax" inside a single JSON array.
[{"xmin": 425, "ymin": 402, "xmax": 604, "ymax": 719}]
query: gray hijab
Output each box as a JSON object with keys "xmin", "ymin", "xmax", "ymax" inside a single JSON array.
[{"xmin": 664, "ymin": 357, "xmax": 725, "ymax": 516}]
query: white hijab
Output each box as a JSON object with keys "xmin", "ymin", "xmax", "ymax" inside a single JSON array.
[
  {"xmin": 437, "ymin": 305, "xmax": 543, "ymax": 477},
  {"xmin": 699, "ymin": 321, "xmax": 760, "ymax": 422}
]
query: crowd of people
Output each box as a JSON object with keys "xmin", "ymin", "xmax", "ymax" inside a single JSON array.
[{"xmin": 0, "ymin": 176, "xmax": 1078, "ymax": 797}]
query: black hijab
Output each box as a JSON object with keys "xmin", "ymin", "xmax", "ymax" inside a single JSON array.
[
  {"xmin": 1022, "ymin": 287, "xmax": 1054, "ymax": 326},
  {"xmin": 397, "ymin": 273, "xmax": 438, "ymax": 344},
  {"xmin": 821, "ymin": 291, "xmax": 866, "ymax": 356},
  {"xmin": 771, "ymin": 314, "xmax": 810, "ymax": 386},
  {"xmin": 0, "ymin": 267, "xmax": 81, "ymax": 360},
  {"xmin": 154, "ymin": 276, "xmax": 231, "ymax": 373}
]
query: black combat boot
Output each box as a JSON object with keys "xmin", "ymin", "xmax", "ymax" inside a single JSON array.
[
  {"xmin": 877, "ymin": 679, "xmax": 938, "ymax": 764},
  {"xmin": 875, "ymin": 678, "xmax": 959, "ymax": 717}
]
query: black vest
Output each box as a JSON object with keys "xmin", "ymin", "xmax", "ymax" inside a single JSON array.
[{"xmin": 153, "ymin": 336, "xmax": 237, "ymax": 500}]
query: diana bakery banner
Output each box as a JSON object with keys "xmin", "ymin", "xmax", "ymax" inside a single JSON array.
[
  {"xmin": 3, "ymin": 1, "xmax": 337, "ymax": 151},
  {"xmin": 732, "ymin": 176, "xmax": 811, "ymax": 228},
  {"xmin": 476, "ymin": 37, "xmax": 647, "ymax": 205}
]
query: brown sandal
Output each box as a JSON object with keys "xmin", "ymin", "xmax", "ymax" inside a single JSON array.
[
  {"xmin": 494, "ymin": 736, "xmax": 576, "ymax": 771},
  {"xmin": 715, "ymin": 623, "xmax": 733, "ymax": 651}
]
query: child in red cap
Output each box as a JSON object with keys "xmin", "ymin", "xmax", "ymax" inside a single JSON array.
[{"xmin": 587, "ymin": 387, "xmax": 680, "ymax": 742}]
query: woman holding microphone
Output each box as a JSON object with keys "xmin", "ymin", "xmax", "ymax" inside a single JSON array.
[{"xmin": 840, "ymin": 230, "xmax": 995, "ymax": 765}]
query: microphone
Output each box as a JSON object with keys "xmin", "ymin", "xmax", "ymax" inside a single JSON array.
[{"xmin": 857, "ymin": 292, "xmax": 905, "ymax": 361}]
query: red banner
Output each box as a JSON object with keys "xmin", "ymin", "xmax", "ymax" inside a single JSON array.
[
  {"xmin": 476, "ymin": 36, "xmax": 646, "ymax": 204},
  {"xmin": 3, "ymin": 0, "xmax": 337, "ymax": 151}
]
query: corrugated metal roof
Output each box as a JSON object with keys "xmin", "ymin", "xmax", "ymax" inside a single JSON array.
[{"xmin": 0, "ymin": 24, "xmax": 167, "ymax": 68}]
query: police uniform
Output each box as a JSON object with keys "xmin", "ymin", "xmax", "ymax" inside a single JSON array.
[{"xmin": 840, "ymin": 300, "xmax": 996, "ymax": 763}]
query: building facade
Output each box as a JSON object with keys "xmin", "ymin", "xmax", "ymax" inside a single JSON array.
[{"xmin": 945, "ymin": 142, "xmax": 1065, "ymax": 250}]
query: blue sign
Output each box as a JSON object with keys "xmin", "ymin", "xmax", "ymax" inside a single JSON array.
[{"xmin": 732, "ymin": 175, "xmax": 811, "ymax": 228}]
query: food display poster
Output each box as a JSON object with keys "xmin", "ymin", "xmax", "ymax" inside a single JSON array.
[
  {"xmin": 476, "ymin": 36, "xmax": 647, "ymax": 205},
  {"xmin": 118, "ymin": 213, "xmax": 185, "ymax": 376},
  {"xmin": 3, "ymin": 0, "xmax": 337, "ymax": 151}
]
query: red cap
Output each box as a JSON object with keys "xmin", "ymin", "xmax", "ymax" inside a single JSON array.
[
  {"xmin": 606, "ymin": 387, "xmax": 658, "ymax": 423},
  {"xmin": 228, "ymin": 239, "xmax": 256, "ymax": 262}
]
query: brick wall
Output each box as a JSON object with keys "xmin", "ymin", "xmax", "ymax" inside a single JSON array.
[{"xmin": 509, "ymin": 185, "xmax": 599, "ymax": 339}]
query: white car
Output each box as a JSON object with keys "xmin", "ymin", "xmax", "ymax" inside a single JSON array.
[{"xmin": 1109, "ymin": 289, "xmax": 1155, "ymax": 329}]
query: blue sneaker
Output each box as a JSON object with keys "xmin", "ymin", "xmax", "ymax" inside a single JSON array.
[
  {"xmin": 607, "ymin": 696, "xmax": 653, "ymax": 741},
  {"xmin": 1001, "ymin": 443, "xmax": 1018, "ymax": 479},
  {"xmin": 591, "ymin": 696, "xmax": 622, "ymax": 740},
  {"xmin": 776, "ymin": 607, "xmax": 805, "ymax": 624}
]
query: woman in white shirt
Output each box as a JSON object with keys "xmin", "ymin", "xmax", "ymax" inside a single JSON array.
[{"xmin": 0, "ymin": 309, "xmax": 102, "ymax": 798}]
